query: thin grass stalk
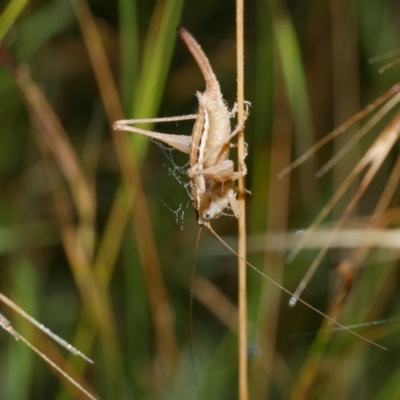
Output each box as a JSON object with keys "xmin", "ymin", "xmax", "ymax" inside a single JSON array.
[
  {"xmin": 1, "ymin": 318, "xmax": 98, "ymax": 400},
  {"xmin": 30, "ymin": 332, "xmax": 97, "ymax": 400},
  {"xmin": 278, "ymin": 84, "xmax": 400, "ymax": 178},
  {"xmin": 236, "ymin": 1, "xmax": 248, "ymax": 399}
]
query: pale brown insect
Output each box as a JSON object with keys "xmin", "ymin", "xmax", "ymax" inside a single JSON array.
[{"xmin": 114, "ymin": 28, "xmax": 249, "ymax": 225}]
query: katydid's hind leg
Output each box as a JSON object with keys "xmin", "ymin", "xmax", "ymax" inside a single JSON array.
[
  {"xmin": 113, "ymin": 113, "xmax": 200, "ymax": 154},
  {"xmin": 115, "ymin": 114, "xmax": 198, "ymax": 127},
  {"xmin": 113, "ymin": 124, "xmax": 192, "ymax": 154}
]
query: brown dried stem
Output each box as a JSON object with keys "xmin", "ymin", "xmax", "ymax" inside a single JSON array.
[{"xmin": 236, "ymin": 2, "xmax": 248, "ymax": 399}]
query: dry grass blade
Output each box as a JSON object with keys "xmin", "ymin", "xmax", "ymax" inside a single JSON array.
[
  {"xmin": 315, "ymin": 91, "xmax": 400, "ymax": 178},
  {"xmin": 288, "ymin": 109, "xmax": 400, "ymax": 306},
  {"xmin": 286, "ymin": 90, "xmax": 400, "ymax": 262},
  {"xmin": 0, "ymin": 293, "xmax": 93, "ymax": 363},
  {"xmin": 278, "ymin": 83, "xmax": 400, "ymax": 178},
  {"xmin": 0, "ymin": 307, "xmax": 97, "ymax": 400},
  {"xmin": 0, "ymin": 312, "xmax": 19, "ymax": 340}
]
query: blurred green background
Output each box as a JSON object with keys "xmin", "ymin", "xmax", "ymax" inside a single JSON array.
[{"xmin": 0, "ymin": 0, "xmax": 400, "ymax": 399}]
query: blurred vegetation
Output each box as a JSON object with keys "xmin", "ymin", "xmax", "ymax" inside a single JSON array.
[{"xmin": 0, "ymin": 0, "xmax": 400, "ymax": 399}]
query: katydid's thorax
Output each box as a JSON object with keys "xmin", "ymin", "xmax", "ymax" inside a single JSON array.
[{"xmin": 193, "ymin": 90, "xmax": 231, "ymax": 170}]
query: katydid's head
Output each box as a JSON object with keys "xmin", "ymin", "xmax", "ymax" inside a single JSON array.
[{"xmin": 197, "ymin": 191, "xmax": 230, "ymax": 225}]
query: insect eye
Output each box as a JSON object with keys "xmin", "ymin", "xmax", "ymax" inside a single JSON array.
[{"xmin": 203, "ymin": 212, "xmax": 211, "ymax": 220}]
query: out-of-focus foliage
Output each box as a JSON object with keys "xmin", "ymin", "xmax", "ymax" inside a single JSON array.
[{"xmin": 0, "ymin": 0, "xmax": 399, "ymax": 399}]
